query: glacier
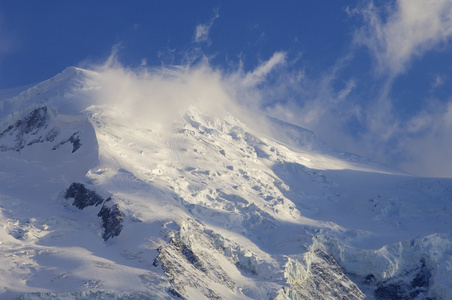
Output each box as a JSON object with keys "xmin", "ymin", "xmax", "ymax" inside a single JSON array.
[{"xmin": 0, "ymin": 66, "xmax": 451, "ymax": 299}]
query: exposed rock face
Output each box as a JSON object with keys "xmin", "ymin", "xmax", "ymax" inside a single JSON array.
[
  {"xmin": 0, "ymin": 106, "xmax": 82, "ymax": 153},
  {"xmin": 155, "ymin": 237, "xmax": 225, "ymax": 300},
  {"xmin": 153, "ymin": 218, "xmax": 367, "ymax": 300},
  {"xmin": 0, "ymin": 107, "xmax": 58, "ymax": 151},
  {"xmin": 97, "ymin": 204, "xmax": 123, "ymax": 241},
  {"xmin": 373, "ymin": 258, "xmax": 432, "ymax": 300},
  {"xmin": 154, "ymin": 220, "xmax": 238, "ymax": 300},
  {"xmin": 309, "ymin": 249, "xmax": 366, "ymax": 300},
  {"xmin": 280, "ymin": 246, "xmax": 366, "ymax": 300},
  {"xmin": 52, "ymin": 132, "xmax": 82, "ymax": 153},
  {"xmin": 12, "ymin": 107, "xmax": 48, "ymax": 135},
  {"xmin": 320, "ymin": 234, "xmax": 449, "ymax": 300},
  {"xmin": 16, "ymin": 290, "xmax": 159, "ymax": 299},
  {"xmin": 64, "ymin": 182, "xmax": 104, "ymax": 209},
  {"xmin": 64, "ymin": 183, "xmax": 123, "ymax": 241}
]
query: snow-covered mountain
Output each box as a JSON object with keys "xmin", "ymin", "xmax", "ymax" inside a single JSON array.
[{"xmin": 0, "ymin": 67, "xmax": 451, "ymax": 299}]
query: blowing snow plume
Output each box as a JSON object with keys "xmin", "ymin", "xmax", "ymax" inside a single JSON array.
[{"xmin": 84, "ymin": 52, "xmax": 286, "ymax": 135}]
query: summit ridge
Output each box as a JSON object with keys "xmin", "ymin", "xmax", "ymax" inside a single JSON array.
[{"xmin": 0, "ymin": 67, "xmax": 451, "ymax": 299}]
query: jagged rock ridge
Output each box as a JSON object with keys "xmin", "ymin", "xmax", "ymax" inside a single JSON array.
[
  {"xmin": 97, "ymin": 204, "xmax": 124, "ymax": 241},
  {"xmin": 64, "ymin": 182, "xmax": 123, "ymax": 241},
  {"xmin": 0, "ymin": 106, "xmax": 57, "ymax": 151},
  {"xmin": 52, "ymin": 132, "xmax": 82, "ymax": 153},
  {"xmin": 0, "ymin": 105, "xmax": 83, "ymax": 153}
]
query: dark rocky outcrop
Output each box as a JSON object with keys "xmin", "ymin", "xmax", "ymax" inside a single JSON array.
[
  {"xmin": 64, "ymin": 183, "xmax": 123, "ymax": 241},
  {"xmin": 97, "ymin": 204, "xmax": 123, "ymax": 241},
  {"xmin": 64, "ymin": 183, "xmax": 104, "ymax": 209},
  {"xmin": 13, "ymin": 106, "xmax": 48, "ymax": 135},
  {"xmin": 0, "ymin": 106, "xmax": 82, "ymax": 153},
  {"xmin": 52, "ymin": 132, "xmax": 82, "ymax": 153},
  {"xmin": 373, "ymin": 258, "xmax": 432, "ymax": 300},
  {"xmin": 0, "ymin": 106, "xmax": 58, "ymax": 151}
]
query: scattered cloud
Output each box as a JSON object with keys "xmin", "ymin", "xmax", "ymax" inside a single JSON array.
[
  {"xmin": 157, "ymin": 48, "xmax": 176, "ymax": 66},
  {"xmin": 103, "ymin": 43, "xmax": 122, "ymax": 68},
  {"xmin": 355, "ymin": 0, "xmax": 452, "ymax": 77},
  {"xmin": 431, "ymin": 74, "xmax": 446, "ymax": 89},
  {"xmin": 194, "ymin": 8, "xmax": 219, "ymax": 44},
  {"xmin": 260, "ymin": 56, "xmax": 369, "ymax": 157},
  {"xmin": 242, "ymin": 52, "xmax": 286, "ymax": 86},
  {"xmin": 342, "ymin": 0, "xmax": 452, "ymax": 176},
  {"xmin": 257, "ymin": 1, "xmax": 452, "ymax": 177},
  {"xmin": 248, "ymin": 23, "xmax": 259, "ymax": 31},
  {"xmin": 337, "ymin": 80, "xmax": 356, "ymax": 102},
  {"xmin": 396, "ymin": 100, "xmax": 452, "ymax": 177}
]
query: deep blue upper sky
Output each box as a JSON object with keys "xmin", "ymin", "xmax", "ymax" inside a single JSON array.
[
  {"xmin": 1, "ymin": 0, "xmax": 452, "ymax": 177},
  {"xmin": 0, "ymin": 1, "xmax": 360, "ymax": 87}
]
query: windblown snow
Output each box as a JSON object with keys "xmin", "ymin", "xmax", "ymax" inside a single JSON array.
[{"xmin": 0, "ymin": 66, "xmax": 451, "ymax": 299}]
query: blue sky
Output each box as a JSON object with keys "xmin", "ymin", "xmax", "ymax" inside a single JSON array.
[
  {"xmin": 1, "ymin": 0, "xmax": 452, "ymax": 177},
  {"xmin": 0, "ymin": 1, "xmax": 359, "ymax": 86}
]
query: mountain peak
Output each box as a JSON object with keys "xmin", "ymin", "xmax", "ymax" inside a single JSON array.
[
  {"xmin": 1, "ymin": 67, "xmax": 451, "ymax": 299},
  {"xmin": 58, "ymin": 66, "xmax": 97, "ymax": 82}
]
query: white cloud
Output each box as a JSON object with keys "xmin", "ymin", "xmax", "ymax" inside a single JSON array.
[
  {"xmin": 356, "ymin": 0, "xmax": 452, "ymax": 76},
  {"xmin": 432, "ymin": 74, "xmax": 446, "ymax": 89},
  {"xmin": 86, "ymin": 51, "xmax": 285, "ymax": 134},
  {"xmin": 337, "ymin": 80, "xmax": 356, "ymax": 102},
  {"xmin": 342, "ymin": 0, "xmax": 452, "ymax": 177},
  {"xmin": 242, "ymin": 52, "xmax": 286, "ymax": 86},
  {"xmin": 194, "ymin": 9, "xmax": 219, "ymax": 44},
  {"xmin": 396, "ymin": 100, "xmax": 452, "ymax": 177},
  {"xmin": 259, "ymin": 55, "xmax": 370, "ymax": 157},
  {"xmin": 91, "ymin": 64, "xmax": 230, "ymax": 131},
  {"xmin": 252, "ymin": 1, "xmax": 452, "ymax": 178},
  {"xmin": 194, "ymin": 24, "xmax": 210, "ymax": 43}
]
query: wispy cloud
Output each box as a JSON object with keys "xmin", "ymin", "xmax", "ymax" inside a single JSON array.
[
  {"xmin": 87, "ymin": 48, "xmax": 284, "ymax": 134},
  {"xmin": 340, "ymin": 0, "xmax": 452, "ymax": 176},
  {"xmin": 397, "ymin": 100, "xmax": 452, "ymax": 177},
  {"xmin": 355, "ymin": 0, "xmax": 452, "ymax": 77},
  {"xmin": 431, "ymin": 74, "xmax": 446, "ymax": 89},
  {"xmin": 194, "ymin": 8, "xmax": 219, "ymax": 44},
  {"xmin": 260, "ymin": 55, "xmax": 369, "ymax": 156},
  {"xmin": 260, "ymin": 1, "xmax": 452, "ymax": 177},
  {"xmin": 242, "ymin": 52, "xmax": 286, "ymax": 86}
]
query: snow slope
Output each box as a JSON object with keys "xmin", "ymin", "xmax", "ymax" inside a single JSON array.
[{"xmin": 0, "ymin": 67, "xmax": 451, "ymax": 299}]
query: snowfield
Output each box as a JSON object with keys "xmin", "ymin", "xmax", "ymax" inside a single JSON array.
[{"xmin": 0, "ymin": 67, "xmax": 451, "ymax": 299}]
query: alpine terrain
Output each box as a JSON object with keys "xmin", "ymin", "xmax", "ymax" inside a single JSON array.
[{"xmin": 0, "ymin": 67, "xmax": 451, "ymax": 299}]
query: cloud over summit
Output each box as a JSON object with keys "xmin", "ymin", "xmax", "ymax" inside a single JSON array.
[{"xmin": 84, "ymin": 50, "xmax": 286, "ymax": 135}]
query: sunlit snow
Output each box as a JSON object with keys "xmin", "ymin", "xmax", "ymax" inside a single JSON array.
[{"xmin": 0, "ymin": 66, "xmax": 451, "ymax": 299}]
